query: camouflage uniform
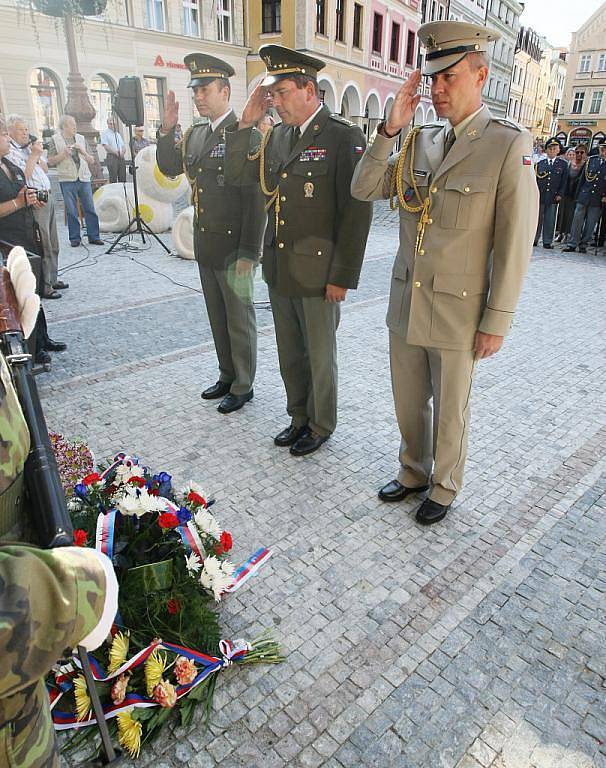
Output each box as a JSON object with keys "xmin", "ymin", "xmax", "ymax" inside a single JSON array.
[{"xmin": 0, "ymin": 354, "xmax": 109, "ymax": 767}]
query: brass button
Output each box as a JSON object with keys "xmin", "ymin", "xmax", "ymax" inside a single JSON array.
[
  {"xmin": 281, "ymin": 172, "xmax": 288, "ymax": 179},
  {"xmin": 218, "ymin": 166, "xmax": 222, "ymax": 171},
  {"xmin": 278, "ymin": 242, "xmax": 284, "ymax": 249},
  {"xmin": 428, "ymin": 218, "xmax": 433, "ymax": 224},
  {"xmin": 464, "ymin": 185, "xmax": 470, "ymax": 193},
  {"xmin": 279, "ymin": 219, "xmax": 285, "ymax": 225},
  {"xmin": 418, "ymin": 249, "xmax": 425, "ymax": 256},
  {"xmin": 199, "ymin": 188, "xmax": 204, "ymax": 193},
  {"xmin": 462, "ymin": 290, "xmax": 467, "ymax": 297},
  {"xmin": 201, "ymin": 227, "xmax": 205, "ymax": 232},
  {"xmin": 199, "ymin": 207, "xmax": 204, "ymax": 213},
  {"xmin": 197, "ymin": 167, "xmax": 202, "ymax": 172},
  {"xmin": 414, "ymin": 280, "xmax": 422, "ymax": 288},
  {"xmin": 317, "ymin": 250, "xmax": 322, "ymax": 255},
  {"xmin": 431, "ymin": 186, "xmax": 438, "ymax": 193},
  {"xmin": 307, "ymin": 171, "xmax": 312, "ymax": 176},
  {"xmin": 280, "ymin": 195, "xmax": 287, "ymax": 202},
  {"xmin": 227, "ymin": 229, "xmax": 232, "ymax": 234}
]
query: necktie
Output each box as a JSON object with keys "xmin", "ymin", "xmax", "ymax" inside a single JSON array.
[
  {"xmin": 443, "ymin": 128, "xmax": 456, "ymax": 158},
  {"xmin": 290, "ymin": 126, "xmax": 301, "ymax": 151}
]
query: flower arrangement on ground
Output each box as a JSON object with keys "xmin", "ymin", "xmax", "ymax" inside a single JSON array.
[{"xmin": 49, "ymin": 451, "xmax": 280, "ymax": 759}]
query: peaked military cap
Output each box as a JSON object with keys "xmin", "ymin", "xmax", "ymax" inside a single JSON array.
[
  {"xmin": 418, "ymin": 21, "xmax": 500, "ymax": 75},
  {"xmin": 545, "ymin": 137, "xmax": 562, "ymax": 150},
  {"xmin": 259, "ymin": 44, "xmax": 326, "ymax": 86},
  {"xmin": 184, "ymin": 53, "xmax": 235, "ymax": 88}
]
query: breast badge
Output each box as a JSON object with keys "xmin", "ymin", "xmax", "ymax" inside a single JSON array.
[
  {"xmin": 304, "ymin": 182, "xmax": 315, "ymax": 199},
  {"xmin": 216, "ymin": 174, "xmax": 225, "ymax": 187}
]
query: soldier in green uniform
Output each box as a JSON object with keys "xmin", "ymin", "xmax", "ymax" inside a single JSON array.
[
  {"xmin": 156, "ymin": 54, "xmax": 266, "ymax": 414},
  {"xmin": 226, "ymin": 45, "xmax": 373, "ymax": 455}
]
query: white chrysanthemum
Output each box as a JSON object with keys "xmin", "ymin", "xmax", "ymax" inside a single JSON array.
[
  {"xmin": 184, "ymin": 552, "xmax": 202, "ymax": 574},
  {"xmin": 68, "ymin": 498, "xmax": 83, "ymax": 512},
  {"xmin": 115, "ymin": 463, "xmax": 145, "ymax": 486},
  {"xmin": 193, "ymin": 509, "xmax": 221, "ymax": 540},
  {"xmin": 198, "ymin": 556, "xmax": 235, "ymax": 601},
  {"xmin": 116, "ymin": 486, "xmax": 166, "ymax": 517}
]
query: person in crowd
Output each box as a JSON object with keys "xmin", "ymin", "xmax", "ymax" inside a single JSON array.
[
  {"xmin": 6, "ymin": 114, "xmax": 67, "ymax": 299},
  {"xmin": 46, "ymin": 115, "xmax": 104, "ymax": 248},
  {"xmin": 227, "ymin": 45, "xmax": 372, "ymax": 456},
  {"xmin": 132, "ymin": 125, "xmax": 151, "ymax": 156},
  {"xmin": 532, "ymin": 139, "xmax": 545, "ymax": 165},
  {"xmin": 157, "ymin": 55, "xmax": 266, "ymax": 415},
  {"xmin": 174, "ymin": 123, "xmax": 183, "ymax": 143},
  {"xmin": 352, "ymin": 21, "xmax": 537, "ymax": 525},
  {"xmin": 0, "ymin": 115, "xmax": 67, "ymax": 365},
  {"xmin": 563, "ymin": 138, "xmax": 606, "ymax": 254},
  {"xmin": 556, "ymin": 144, "xmax": 587, "ymax": 243},
  {"xmin": 534, "ymin": 137, "xmax": 568, "ymax": 249},
  {"xmin": 100, "ymin": 116, "xmax": 126, "ymax": 183}
]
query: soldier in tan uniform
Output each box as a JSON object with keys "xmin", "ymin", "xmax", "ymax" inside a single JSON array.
[{"xmin": 352, "ymin": 21, "xmax": 538, "ymax": 525}]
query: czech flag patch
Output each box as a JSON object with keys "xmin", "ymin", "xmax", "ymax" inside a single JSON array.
[{"xmin": 522, "ymin": 155, "xmax": 532, "ymax": 165}]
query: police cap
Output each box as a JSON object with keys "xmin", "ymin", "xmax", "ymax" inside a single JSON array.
[
  {"xmin": 184, "ymin": 53, "xmax": 235, "ymax": 88},
  {"xmin": 259, "ymin": 45, "xmax": 326, "ymax": 86},
  {"xmin": 418, "ymin": 21, "xmax": 500, "ymax": 76}
]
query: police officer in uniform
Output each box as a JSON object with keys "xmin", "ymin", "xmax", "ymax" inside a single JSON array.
[
  {"xmin": 226, "ymin": 46, "xmax": 372, "ymax": 456},
  {"xmin": 157, "ymin": 55, "xmax": 265, "ymax": 414},
  {"xmin": 352, "ymin": 21, "xmax": 538, "ymax": 524},
  {"xmin": 534, "ymin": 137, "xmax": 568, "ymax": 249},
  {"xmin": 563, "ymin": 138, "xmax": 606, "ymax": 253}
]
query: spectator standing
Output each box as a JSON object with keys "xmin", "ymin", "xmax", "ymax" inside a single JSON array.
[
  {"xmin": 174, "ymin": 123, "xmax": 183, "ymax": 143},
  {"xmin": 132, "ymin": 126, "xmax": 150, "ymax": 157},
  {"xmin": 534, "ymin": 137, "xmax": 568, "ymax": 249},
  {"xmin": 556, "ymin": 145, "xmax": 587, "ymax": 243},
  {"xmin": 563, "ymin": 139, "xmax": 606, "ymax": 254},
  {"xmin": 100, "ymin": 116, "xmax": 126, "ymax": 182},
  {"xmin": 46, "ymin": 115, "xmax": 104, "ymax": 247},
  {"xmin": 6, "ymin": 114, "xmax": 67, "ymax": 298}
]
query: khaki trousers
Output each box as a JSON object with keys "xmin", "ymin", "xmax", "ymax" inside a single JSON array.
[
  {"xmin": 269, "ymin": 289, "xmax": 339, "ymax": 437},
  {"xmin": 32, "ymin": 197, "xmax": 59, "ymax": 293},
  {"xmin": 198, "ymin": 263, "xmax": 257, "ymax": 395},
  {"xmin": 390, "ymin": 332, "xmax": 476, "ymax": 506}
]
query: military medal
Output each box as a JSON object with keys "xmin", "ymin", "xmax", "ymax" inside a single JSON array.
[
  {"xmin": 304, "ymin": 182, "xmax": 314, "ymax": 198},
  {"xmin": 404, "ymin": 186, "xmax": 415, "ymax": 203}
]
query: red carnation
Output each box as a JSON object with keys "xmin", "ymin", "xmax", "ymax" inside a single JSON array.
[
  {"xmin": 82, "ymin": 472, "xmax": 101, "ymax": 486},
  {"xmin": 187, "ymin": 491, "xmax": 207, "ymax": 507},
  {"xmin": 149, "ymin": 487, "xmax": 160, "ymax": 496},
  {"xmin": 128, "ymin": 476, "xmax": 146, "ymax": 487},
  {"xmin": 167, "ymin": 598, "xmax": 181, "ymax": 615},
  {"xmin": 158, "ymin": 512, "xmax": 180, "ymax": 529},
  {"xmin": 73, "ymin": 529, "xmax": 88, "ymax": 547},
  {"xmin": 220, "ymin": 530, "xmax": 233, "ymax": 552}
]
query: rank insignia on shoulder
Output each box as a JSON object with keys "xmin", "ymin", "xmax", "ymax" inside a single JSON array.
[
  {"xmin": 522, "ymin": 156, "xmax": 532, "ymax": 166},
  {"xmin": 353, "ymin": 145, "xmax": 364, "ymax": 154},
  {"xmin": 299, "ymin": 147, "xmax": 327, "ymax": 162},
  {"xmin": 209, "ymin": 143, "xmax": 226, "ymax": 158},
  {"xmin": 404, "ymin": 186, "xmax": 415, "ymax": 202}
]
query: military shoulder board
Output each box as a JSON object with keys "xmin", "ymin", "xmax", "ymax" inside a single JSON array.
[
  {"xmin": 299, "ymin": 147, "xmax": 327, "ymax": 162},
  {"xmin": 330, "ymin": 114, "xmax": 355, "ymax": 127},
  {"xmin": 493, "ymin": 117, "xmax": 523, "ymax": 132},
  {"xmin": 209, "ymin": 143, "xmax": 226, "ymax": 158}
]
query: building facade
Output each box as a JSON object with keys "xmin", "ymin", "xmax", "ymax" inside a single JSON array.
[
  {"xmin": 484, "ymin": 0, "xmax": 522, "ymax": 118},
  {"xmin": 0, "ymin": 0, "xmax": 249, "ymax": 141},
  {"xmin": 557, "ymin": 0, "xmax": 606, "ymax": 151},
  {"xmin": 447, "ymin": 0, "xmax": 485, "ymax": 24},
  {"xmin": 507, "ymin": 26, "xmax": 543, "ymax": 136},
  {"xmin": 245, "ymin": 0, "xmax": 423, "ymax": 135}
]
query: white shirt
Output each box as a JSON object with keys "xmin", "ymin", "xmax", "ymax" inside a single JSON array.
[
  {"xmin": 449, "ymin": 105, "xmax": 485, "ymax": 140},
  {"xmin": 100, "ymin": 127, "xmax": 125, "ymax": 154},
  {"xmin": 7, "ymin": 139, "xmax": 51, "ymax": 191},
  {"xmin": 210, "ymin": 108, "xmax": 233, "ymax": 132},
  {"xmin": 296, "ymin": 104, "xmax": 324, "ymax": 137}
]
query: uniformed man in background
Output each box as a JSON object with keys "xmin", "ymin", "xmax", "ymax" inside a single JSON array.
[
  {"xmin": 352, "ymin": 21, "xmax": 538, "ymax": 525},
  {"xmin": 226, "ymin": 46, "xmax": 373, "ymax": 456},
  {"xmin": 157, "ymin": 54, "xmax": 265, "ymax": 414},
  {"xmin": 563, "ymin": 138, "xmax": 606, "ymax": 254},
  {"xmin": 534, "ymin": 137, "xmax": 568, "ymax": 249}
]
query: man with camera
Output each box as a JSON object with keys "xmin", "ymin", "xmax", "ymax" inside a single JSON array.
[{"xmin": 6, "ymin": 114, "xmax": 66, "ymax": 299}]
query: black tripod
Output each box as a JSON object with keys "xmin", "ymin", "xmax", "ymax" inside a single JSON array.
[{"xmin": 106, "ymin": 124, "xmax": 171, "ymax": 254}]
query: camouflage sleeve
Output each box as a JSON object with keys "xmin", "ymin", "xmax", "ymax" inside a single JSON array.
[{"xmin": 0, "ymin": 544, "xmax": 108, "ymax": 699}]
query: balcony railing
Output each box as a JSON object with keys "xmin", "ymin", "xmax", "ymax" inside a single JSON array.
[{"xmin": 574, "ymin": 70, "xmax": 606, "ymax": 79}]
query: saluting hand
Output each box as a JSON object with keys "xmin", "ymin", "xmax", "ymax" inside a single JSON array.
[
  {"xmin": 384, "ymin": 70, "xmax": 422, "ymax": 136},
  {"xmin": 240, "ymin": 84, "xmax": 272, "ymax": 130},
  {"xmin": 161, "ymin": 90, "xmax": 180, "ymax": 132}
]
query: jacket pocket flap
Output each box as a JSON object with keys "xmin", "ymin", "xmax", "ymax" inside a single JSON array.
[
  {"xmin": 444, "ymin": 176, "xmax": 491, "ymax": 194},
  {"xmin": 292, "ymin": 161, "xmax": 329, "ymax": 177},
  {"xmin": 294, "ymin": 235, "xmax": 332, "ymax": 256},
  {"xmin": 433, "ymin": 273, "xmax": 488, "ymax": 297}
]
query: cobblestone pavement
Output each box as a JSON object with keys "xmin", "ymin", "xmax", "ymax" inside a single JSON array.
[{"xmin": 43, "ymin": 202, "xmax": 606, "ymax": 768}]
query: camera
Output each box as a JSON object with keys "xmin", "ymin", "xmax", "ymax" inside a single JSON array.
[
  {"xmin": 28, "ymin": 188, "xmax": 49, "ymax": 203},
  {"xmin": 71, "ymin": 146, "xmax": 81, "ymax": 164}
]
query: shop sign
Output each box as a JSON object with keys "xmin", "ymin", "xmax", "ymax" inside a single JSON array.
[
  {"xmin": 567, "ymin": 120, "xmax": 597, "ymax": 126},
  {"xmin": 154, "ymin": 55, "xmax": 187, "ymax": 70}
]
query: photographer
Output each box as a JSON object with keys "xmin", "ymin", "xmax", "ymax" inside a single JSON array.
[
  {"xmin": 0, "ymin": 116, "xmax": 67, "ymax": 364},
  {"xmin": 6, "ymin": 114, "xmax": 66, "ymax": 299},
  {"xmin": 46, "ymin": 115, "xmax": 103, "ymax": 248}
]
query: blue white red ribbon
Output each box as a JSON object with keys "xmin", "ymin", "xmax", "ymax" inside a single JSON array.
[
  {"xmin": 95, "ymin": 509, "xmax": 117, "ymax": 559},
  {"xmin": 225, "ymin": 547, "xmax": 272, "ymax": 593}
]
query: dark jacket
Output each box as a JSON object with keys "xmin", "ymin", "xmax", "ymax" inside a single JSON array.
[
  {"xmin": 535, "ymin": 156, "xmax": 568, "ymax": 205},
  {"xmin": 575, "ymin": 156, "xmax": 606, "ymax": 207},
  {"xmin": 156, "ymin": 111, "xmax": 265, "ymax": 269},
  {"xmin": 0, "ymin": 159, "xmax": 38, "ymax": 254},
  {"xmin": 226, "ymin": 106, "xmax": 373, "ymax": 297}
]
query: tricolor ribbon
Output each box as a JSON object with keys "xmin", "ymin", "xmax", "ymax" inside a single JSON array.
[
  {"xmin": 95, "ymin": 509, "xmax": 117, "ymax": 559},
  {"xmin": 225, "ymin": 547, "xmax": 272, "ymax": 593}
]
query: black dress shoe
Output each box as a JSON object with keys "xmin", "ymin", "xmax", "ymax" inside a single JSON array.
[
  {"xmin": 88, "ymin": 239, "xmax": 105, "ymax": 246},
  {"xmin": 415, "ymin": 498, "xmax": 450, "ymax": 526},
  {"xmin": 34, "ymin": 349, "xmax": 52, "ymax": 366},
  {"xmin": 217, "ymin": 390, "xmax": 253, "ymax": 414},
  {"xmin": 290, "ymin": 430, "xmax": 328, "ymax": 456},
  {"xmin": 43, "ymin": 290, "xmax": 62, "ymax": 299},
  {"xmin": 562, "ymin": 246, "xmax": 576, "ymax": 252},
  {"xmin": 274, "ymin": 423, "xmax": 309, "ymax": 447},
  {"xmin": 201, "ymin": 381, "xmax": 232, "ymax": 400},
  {"xmin": 45, "ymin": 338, "xmax": 67, "ymax": 352},
  {"xmin": 579, "ymin": 246, "xmax": 587, "ymax": 254},
  {"xmin": 53, "ymin": 281, "xmax": 69, "ymax": 289},
  {"xmin": 70, "ymin": 240, "xmax": 81, "ymax": 247},
  {"xmin": 543, "ymin": 244, "xmax": 553, "ymax": 249},
  {"xmin": 378, "ymin": 480, "xmax": 430, "ymax": 502}
]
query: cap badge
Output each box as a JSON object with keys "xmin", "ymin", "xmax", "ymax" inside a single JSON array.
[
  {"xmin": 426, "ymin": 34, "xmax": 437, "ymax": 50},
  {"xmin": 189, "ymin": 60, "xmax": 196, "ymax": 72}
]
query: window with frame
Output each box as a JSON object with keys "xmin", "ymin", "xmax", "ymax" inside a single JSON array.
[
  {"xmin": 572, "ymin": 90, "xmax": 585, "ymax": 113},
  {"xmin": 30, "ymin": 67, "xmax": 62, "ymax": 137},
  {"xmin": 353, "ymin": 3, "xmax": 362, "ymax": 48},
  {"xmin": 335, "ymin": 0, "xmax": 345, "ymax": 42},
  {"xmin": 597, "ymin": 53, "xmax": 606, "ymax": 71},
  {"xmin": 430, "ymin": 0, "xmax": 436, "ymax": 20},
  {"xmin": 216, "ymin": 0, "xmax": 231, "ymax": 41},
  {"xmin": 143, "ymin": 76, "xmax": 165, "ymax": 132},
  {"xmin": 579, "ymin": 54, "xmax": 591, "ymax": 73},
  {"xmin": 90, "ymin": 74, "xmax": 116, "ymax": 131},
  {"xmin": 262, "ymin": 0, "xmax": 281, "ymax": 33},
  {"xmin": 146, "ymin": 0, "xmax": 165, "ymax": 30},
  {"xmin": 183, "ymin": 0, "xmax": 199, "ymax": 36},
  {"xmin": 372, "ymin": 12, "xmax": 383, "ymax": 54},
  {"xmin": 589, "ymin": 90, "xmax": 603, "ymax": 113},
  {"xmin": 316, "ymin": 0, "xmax": 325, "ymax": 34},
  {"xmin": 390, "ymin": 22, "xmax": 400, "ymax": 62},
  {"xmin": 405, "ymin": 29, "xmax": 415, "ymax": 67}
]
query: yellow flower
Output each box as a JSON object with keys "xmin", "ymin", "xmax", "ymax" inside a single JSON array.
[
  {"xmin": 144, "ymin": 649, "xmax": 167, "ymax": 697},
  {"xmin": 108, "ymin": 631, "xmax": 130, "ymax": 674},
  {"xmin": 74, "ymin": 675, "xmax": 91, "ymax": 721},
  {"xmin": 116, "ymin": 710, "xmax": 142, "ymax": 759}
]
